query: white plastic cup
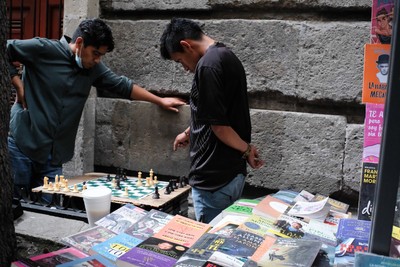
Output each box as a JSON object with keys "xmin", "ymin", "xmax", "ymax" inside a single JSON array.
[{"xmin": 82, "ymin": 186, "xmax": 112, "ymax": 227}]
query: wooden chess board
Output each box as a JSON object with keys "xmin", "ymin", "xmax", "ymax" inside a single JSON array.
[{"xmin": 32, "ymin": 173, "xmax": 191, "ymax": 210}]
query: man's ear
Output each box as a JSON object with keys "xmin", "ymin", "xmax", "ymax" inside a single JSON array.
[
  {"xmin": 179, "ymin": 40, "xmax": 192, "ymax": 51},
  {"xmin": 75, "ymin": 36, "xmax": 83, "ymax": 46}
]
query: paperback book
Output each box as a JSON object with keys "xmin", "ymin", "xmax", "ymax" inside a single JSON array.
[
  {"xmin": 115, "ymin": 236, "xmax": 188, "ymax": 267},
  {"xmin": 57, "ymin": 254, "xmax": 116, "ymax": 267},
  {"xmin": 153, "ymin": 214, "xmax": 211, "ymax": 248},
  {"xmin": 11, "ymin": 247, "xmax": 88, "ymax": 267},
  {"xmin": 252, "ymin": 195, "xmax": 290, "ymax": 219},
  {"xmin": 95, "ymin": 203, "xmax": 148, "ymax": 234},
  {"xmin": 269, "ymin": 214, "xmax": 309, "ymax": 239},
  {"xmin": 312, "ymin": 194, "xmax": 350, "ymax": 213},
  {"xmin": 287, "ymin": 197, "xmax": 331, "ymax": 222},
  {"xmin": 355, "ymin": 251, "xmax": 400, "ymax": 267},
  {"xmin": 89, "ymin": 232, "xmax": 143, "ymax": 262},
  {"xmin": 370, "ymin": 0, "xmax": 394, "ymax": 44},
  {"xmin": 124, "ymin": 209, "xmax": 173, "ymax": 240},
  {"xmin": 237, "ymin": 213, "xmax": 276, "ymax": 237},
  {"xmin": 257, "ymin": 238, "xmax": 322, "ymax": 267},
  {"xmin": 61, "ymin": 226, "xmax": 117, "ymax": 254}
]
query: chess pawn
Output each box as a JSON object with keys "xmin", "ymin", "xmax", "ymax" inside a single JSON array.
[
  {"xmin": 123, "ymin": 187, "xmax": 129, "ymax": 197},
  {"xmin": 60, "ymin": 175, "xmax": 65, "ymax": 188},
  {"xmin": 63, "ymin": 180, "xmax": 70, "ymax": 192},
  {"xmin": 82, "ymin": 184, "xmax": 87, "ymax": 191},
  {"xmin": 43, "ymin": 176, "xmax": 49, "ymax": 189},
  {"xmin": 55, "ymin": 174, "xmax": 59, "ymax": 184},
  {"xmin": 153, "ymin": 176, "xmax": 158, "ymax": 184},
  {"xmin": 149, "ymin": 169, "xmax": 154, "ymax": 179},
  {"xmin": 112, "ymin": 178, "xmax": 116, "ymax": 188},
  {"xmin": 136, "ymin": 177, "xmax": 143, "ymax": 186},
  {"xmin": 138, "ymin": 171, "xmax": 142, "ymax": 179},
  {"xmin": 54, "ymin": 183, "xmax": 61, "ymax": 192},
  {"xmin": 47, "ymin": 182, "xmax": 54, "ymax": 191},
  {"xmin": 72, "ymin": 184, "xmax": 79, "ymax": 193}
]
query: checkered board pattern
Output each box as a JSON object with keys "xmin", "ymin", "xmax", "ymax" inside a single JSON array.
[{"xmin": 70, "ymin": 176, "xmax": 169, "ymax": 200}]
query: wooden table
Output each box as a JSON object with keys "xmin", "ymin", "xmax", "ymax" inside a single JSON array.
[{"xmin": 27, "ymin": 173, "xmax": 191, "ymax": 220}]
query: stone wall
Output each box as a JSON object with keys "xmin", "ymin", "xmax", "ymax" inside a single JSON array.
[{"xmin": 65, "ymin": 0, "xmax": 372, "ymax": 201}]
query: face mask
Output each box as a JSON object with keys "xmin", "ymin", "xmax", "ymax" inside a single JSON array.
[{"xmin": 75, "ymin": 43, "xmax": 83, "ymax": 68}]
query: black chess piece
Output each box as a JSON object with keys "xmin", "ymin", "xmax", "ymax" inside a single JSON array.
[
  {"xmin": 122, "ymin": 170, "xmax": 128, "ymax": 181},
  {"xmin": 164, "ymin": 185, "xmax": 171, "ymax": 195},
  {"xmin": 178, "ymin": 176, "xmax": 184, "ymax": 188},
  {"xmin": 116, "ymin": 178, "xmax": 121, "ymax": 190},
  {"xmin": 172, "ymin": 179, "xmax": 178, "ymax": 189},
  {"xmin": 168, "ymin": 180, "xmax": 175, "ymax": 192},
  {"xmin": 106, "ymin": 174, "xmax": 112, "ymax": 181},
  {"xmin": 152, "ymin": 186, "xmax": 160, "ymax": 199}
]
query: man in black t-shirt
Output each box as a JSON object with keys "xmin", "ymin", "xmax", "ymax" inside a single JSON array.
[{"xmin": 160, "ymin": 18, "xmax": 264, "ymax": 223}]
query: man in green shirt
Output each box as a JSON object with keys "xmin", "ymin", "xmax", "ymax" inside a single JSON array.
[{"xmin": 7, "ymin": 18, "xmax": 185, "ymax": 200}]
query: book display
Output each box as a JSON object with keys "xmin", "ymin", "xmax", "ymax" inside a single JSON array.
[{"xmin": 19, "ymin": 183, "xmax": 400, "ymax": 267}]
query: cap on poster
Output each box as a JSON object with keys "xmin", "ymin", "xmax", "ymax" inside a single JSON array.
[{"xmin": 376, "ymin": 54, "xmax": 389, "ymax": 64}]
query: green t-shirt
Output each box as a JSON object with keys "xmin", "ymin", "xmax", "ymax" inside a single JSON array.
[{"xmin": 7, "ymin": 36, "xmax": 133, "ymax": 164}]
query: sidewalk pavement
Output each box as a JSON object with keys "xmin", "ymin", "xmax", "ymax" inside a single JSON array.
[{"xmin": 14, "ymin": 210, "xmax": 90, "ymax": 244}]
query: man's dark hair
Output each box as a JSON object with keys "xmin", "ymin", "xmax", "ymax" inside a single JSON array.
[
  {"xmin": 376, "ymin": 8, "xmax": 388, "ymax": 18},
  {"xmin": 72, "ymin": 18, "xmax": 115, "ymax": 52},
  {"xmin": 160, "ymin": 18, "xmax": 204, "ymax": 60}
]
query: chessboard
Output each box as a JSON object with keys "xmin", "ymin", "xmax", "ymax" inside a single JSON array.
[
  {"xmin": 71, "ymin": 176, "xmax": 169, "ymax": 200},
  {"xmin": 32, "ymin": 172, "xmax": 191, "ymax": 211}
]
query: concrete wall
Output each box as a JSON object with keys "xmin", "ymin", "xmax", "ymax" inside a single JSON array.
[{"xmin": 65, "ymin": 0, "xmax": 372, "ymax": 200}]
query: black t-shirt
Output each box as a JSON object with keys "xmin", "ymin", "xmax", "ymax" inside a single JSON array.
[{"xmin": 189, "ymin": 42, "xmax": 251, "ymax": 191}]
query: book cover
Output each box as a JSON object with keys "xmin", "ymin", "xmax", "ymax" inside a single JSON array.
[
  {"xmin": 305, "ymin": 219, "xmax": 338, "ymax": 246},
  {"xmin": 237, "ymin": 213, "xmax": 276, "ymax": 237},
  {"xmin": 390, "ymin": 228, "xmax": 400, "ymax": 258},
  {"xmin": 250, "ymin": 235, "xmax": 277, "ymax": 262},
  {"xmin": 355, "ymin": 251, "xmax": 400, "ymax": 267},
  {"xmin": 95, "ymin": 203, "xmax": 148, "ymax": 234},
  {"xmin": 11, "ymin": 247, "xmax": 89, "ymax": 267},
  {"xmin": 362, "ymin": 103, "xmax": 384, "ymax": 164},
  {"xmin": 61, "ymin": 226, "xmax": 117, "ymax": 254},
  {"xmin": 293, "ymin": 190, "xmax": 315, "ymax": 202},
  {"xmin": 222, "ymin": 202, "xmax": 254, "ymax": 218},
  {"xmin": 362, "ymin": 44, "xmax": 391, "ymax": 104},
  {"xmin": 218, "ymin": 229, "xmax": 264, "ymax": 258},
  {"xmin": 174, "ymin": 233, "xmax": 229, "ymax": 267},
  {"xmin": 269, "ymin": 214, "xmax": 309, "ymax": 239},
  {"xmin": 272, "ymin": 190, "xmax": 300, "ymax": 204},
  {"xmin": 207, "ymin": 251, "xmax": 248, "ymax": 267},
  {"xmin": 324, "ymin": 210, "xmax": 350, "ymax": 226},
  {"xmin": 336, "ymin": 218, "xmax": 371, "ymax": 241},
  {"xmin": 209, "ymin": 214, "xmax": 248, "ymax": 236},
  {"xmin": 252, "ymin": 195, "xmax": 290, "ymax": 219},
  {"xmin": 89, "ymin": 233, "xmax": 142, "ymax": 262},
  {"xmin": 312, "ymin": 243, "xmax": 335, "ymax": 267},
  {"xmin": 312, "ymin": 194, "xmax": 350, "ymax": 213},
  {"xmin": 287, "ymin": 197, "xmax": 331, "ymax": 221},
  {"xmin": 335, "ymin": 219, "xmax": 371, "ymax": 257},
  {"xmin": 371, "ymin": 0, "xmax": 394, "ymax": 44},
  {"xmin": 235, "ymin": 198, "xmax": 261, "ymax": 207},
  {"xmin": 115, "ymin": 236, "xmax": 188, "ymax": 267},
  {"xmin": 358, "ymin": 162, "xmax": 379, "ymax": 221},
  {"xmin": 153, "ymin": 214, "xmax": 211, "ymax": 247},
  {"xmin": 56, "ymin": 254, "xmax": 116, "ymax": 267},
  {"xmin": 124, "ymin": 209, "xmax": 173, "ymax": 240},
  {"xmin": 257, "ymin": 238, "xmax": 322, "ymax": 267},
  {"xmin": 209, "ymin": 222, "xmax": 239, "ymax": 237}
]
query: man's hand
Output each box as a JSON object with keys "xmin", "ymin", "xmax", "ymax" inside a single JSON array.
[
  {"xmin": 247, "ymin": 144, "xmax": 264, "ymax": 169},
  {"xmin": 173, "ymin": 132, "xmax": 190, "ymax": 151},
  {"xmin": 12, "ymin": 75, "xmax": 27, "ymax": 109},
  {"xmin": 159, "ymin": 97, "xmax": 186, "ymax": 112}
]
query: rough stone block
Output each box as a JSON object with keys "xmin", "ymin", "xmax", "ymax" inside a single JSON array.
[
  {"xmin": 247, "ymin": 109, "xmax": 346, "ymax": 195},
  {"xmin": 94, "ymin": 98, "xmax": 191, "ymax": 177},
  {"xmin": 103, "ymin": 19, "xmax": 369, "ymax": 103},
  {"xmin": 100, "ymin": 0, "xmax": 210, "ymax": 11},
  {"xmin": 343, "ymin": 124, "xmax": 364, "ymax": 190}
]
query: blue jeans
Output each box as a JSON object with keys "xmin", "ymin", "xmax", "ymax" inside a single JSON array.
[
  {"xmin": 191, "ymin": 173, "xmax": 246, "ymax": 223},
  {"xmin": 8, "ymin": 136, "xmax": 62, "ymax": 201}
]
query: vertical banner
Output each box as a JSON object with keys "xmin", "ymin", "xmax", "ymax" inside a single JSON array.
[{"xmin": 358, "ymin": 104, "xmax": 384, "ymax": 221}]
